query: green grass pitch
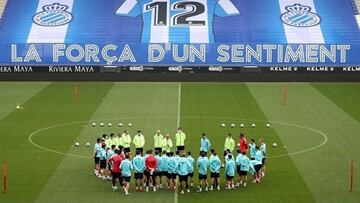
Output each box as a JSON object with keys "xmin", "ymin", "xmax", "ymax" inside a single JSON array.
[{"xmin": 0, "ymin": 82, "xmax": 359, "ymax": 203}]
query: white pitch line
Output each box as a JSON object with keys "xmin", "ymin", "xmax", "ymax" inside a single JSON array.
[
  {"xmin": 28, "ymin": 120, "xmax": 92, "ymax": 159},
  {"xmin": 177, "ymin": 83, "xmax": 181, "ymax": 127},
  {"xmin": 175, "ymin": 82, "xmax": 181, "ymax": 203},
  {"xmin": 28, "ymin": 116, "xmax": 327, "ymax": 161}
]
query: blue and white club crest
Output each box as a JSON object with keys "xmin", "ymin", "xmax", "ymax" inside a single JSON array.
[
  {"xmin": 33, "ymin": 3, "xmax": 72, "ymax": 27},
  {"xmin": 281, "ymin": 4, "xmax": 321, "ymax": 27}
]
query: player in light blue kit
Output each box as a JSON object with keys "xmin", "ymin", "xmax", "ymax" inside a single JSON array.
[
  {"xmin": 197, "ymin": 151, "xmax": 209, "ymax": 192},
  {"xmin": 259, "ymin": 138, "xmax": 267, "ymax": 177},
  {"xmin": 93, "ymin": 138, "xmax": 102, "ymax": 175},
  {"xmin": 161, "ymin": 151, "xmax": 170, "ymax": 189},
  {"xmin": 239, "ymin": 151, "xmax": 255, "ymax": 187},
  {"xmin": 105, "ymin": 145, "xmax": 117, "ymax": 181},
  {"xmin": 251, "ymin": 145, "xmax": 264, "ymax": 183},
  {"xmin": 98, "ymin": 143, "xmax": 107, "ymax": 179},
  {"xmin": 187, "ymin": 151, "xmax": 195, "ymax": 188},
  {"xmin": 120, "ymin": 154, "xmax": 133, "ymax": 195},
  {"xmin": 235, "ymin": 149, "xmax": 244, "ymax": 187},
  {"xmin": 167, "ymin": 152, "xmax": 178, "ymax": 191},
  {"xmin": 133, "ymin": 150, "xmax": 145, "ymax": 192},
  {"xmin": 177, "ymin": 152, "xmax": 192, "ymax": 194},
  {"xmin": 154, "ymin": 150, "xmax": 163, "ymax": 189},
  {"xmin": 225, "ymin": 154, "xmax": 236, "ymax": 189},
  {"xmin": 249, "ymin": 139, "xmax": 256, "ymax": 160},
  {"xmin": 209, "ymin": 149, "xmax": 221, "ymax": 191}
]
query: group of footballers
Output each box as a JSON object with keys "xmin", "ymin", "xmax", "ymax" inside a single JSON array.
[{"xmin": 93, "ymin": 127, "xmax": 267, "ymax": 195}]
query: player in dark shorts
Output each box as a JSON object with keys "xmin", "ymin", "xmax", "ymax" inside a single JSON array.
[
  {"xmin": 186, "ymin": 151, "xmax": 195, "ymax": 188},
  {"xmin": 93, "ymin": 138, "xmax": 102, "ymax": 175},
  {"xmin": 177, "ymin": 152, "xmax": 190, "ymax": 194},
  {"xmin": 251, "ymin": 160, "xmax": 263, "ymax": 183},
  {"xmin": 119, "ymin": 154, "xmax": 132, "ymax": 195},
  {"xmin": 166, "ymin": 152, "xmax": 177, "ymax": 191},
  {"xmin": 99, "ymin": 143, "xmax": 107, "ymax": 179},
  {"xmin": 210, "ymin": 172, "xmax": 219, "ymax": 178},
  {"xmin": 145, "ymin": 150, "xmax": 157, "ymax": 192},
  {"xmin": 100, "ymin": 160, "xmax": 107, "ymax": 171},
  {"xmin": 225, "ymin": 154, "xmax": 236, "ymax": 189},
  {"xmin": 209, "ymin": 149, "xmax": 221, "ymax": 191},
  {"xmin": 133, "ymin": 150, "xmax": 145, "ymax": 191},
  {"xmin": 254, "ymin": 164, "xmax": 262, "ymax": 179},
  {"xmin": 134, "ymin": 172, "xmax": 143, "ymax": 180},
  {"xmin": 197, "ymin": 151, "xmax": 209, "ymax": 192},
  {"xmin": 226, "ymin": 175, "xmax": 234, "ymax": 183},
  {"xmin": 154, "ymin": 150, "xmax": 163, "ymax": 189},
  {"xmin": 108, "ymin": 149, "xmax": 124, "ymax": 190}
]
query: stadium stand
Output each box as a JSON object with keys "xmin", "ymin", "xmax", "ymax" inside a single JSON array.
[
  {"xmin": 0, "ymin": 0, "xmax": 7, "ymax": 26},
  {"xmin": 0, "ymin": 0, "xmax": 359, "ymax": 34},
  {"xmin": 0, "ymin": 0, "xmax": 6, "ymax": 14},
  {"xmin": 0, "ymin": 0, "xmax": 358, "ymax": 25},
  {"xmin": 354, "ymin": 0, "xmax": 360, "ymax": 27},
  {"xmin": 352, "ymin": 0, "xmax": 360, "ymax": 15}
]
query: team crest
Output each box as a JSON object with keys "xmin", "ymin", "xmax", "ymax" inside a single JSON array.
[
  {"xmin": 281, "ymin": 4, "xmax": 321, "ymax": 27},
  {"xmin": 33, "ymin": 3, "xmax": 72, "ymax": 27}
]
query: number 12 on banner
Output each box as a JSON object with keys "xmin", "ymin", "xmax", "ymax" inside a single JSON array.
[{"xmin": 144, "ymin": 1, "xmax": 206, "ymax": 26}]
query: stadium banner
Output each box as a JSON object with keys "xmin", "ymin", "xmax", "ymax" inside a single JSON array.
[{"xmin": 0, "ymin": 0, "xmax": 360, "ymax": 66}]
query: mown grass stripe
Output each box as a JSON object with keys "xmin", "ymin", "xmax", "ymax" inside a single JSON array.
[
  {"xmin": 179, "ymin": 83, "xmax": 314, "ymax": 203},
  {"xmin": 0, "ymin": 82, "xmax": 114, "ymax": 203},
  {"xmin": 34, "ymin": 83, "xmax": 178, "ymax": 203},
  {"xmin": 247, "ymin": 82, "xmax": 360, "ymax": 203}
]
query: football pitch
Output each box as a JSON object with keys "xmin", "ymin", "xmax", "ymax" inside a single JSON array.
[{"xmin": 0, "ymin": 82, "xmax": 359, "ymax": 203}]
